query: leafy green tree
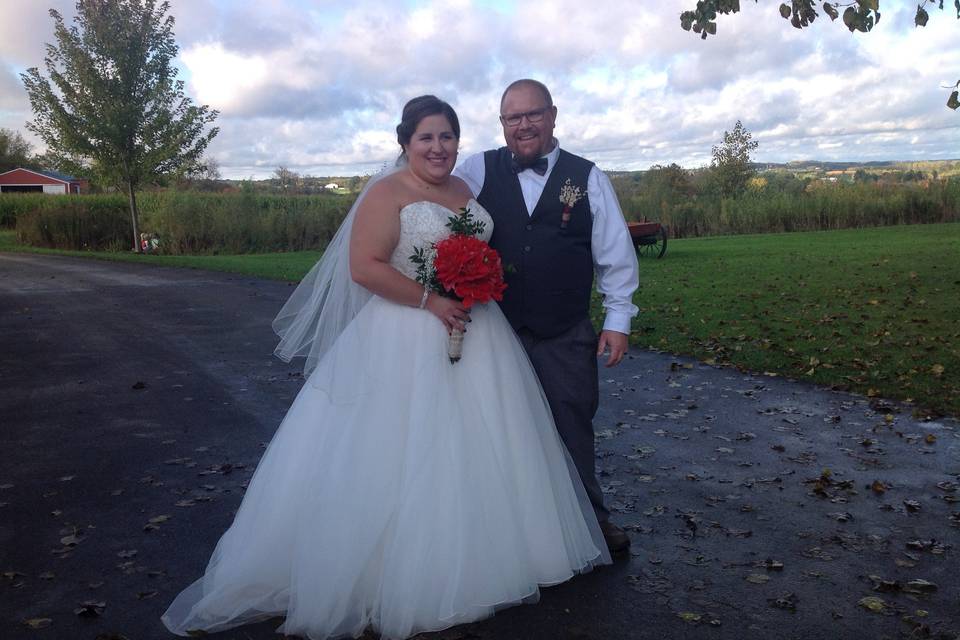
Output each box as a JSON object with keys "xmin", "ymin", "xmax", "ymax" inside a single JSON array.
[
  {"xmin": 21, "ymin": 0, "xmax": 219, "ymax": 251},
  {"xmin": 679, "ymin": 0, "xmax": 959, "ymax": 110},
  {"xmin": 0, "ymin": 128, "xmax": 34, "ymax": 173},
  {"xmin": 711, "ymin": 120, "xmax": 759, "ymax": 198}
]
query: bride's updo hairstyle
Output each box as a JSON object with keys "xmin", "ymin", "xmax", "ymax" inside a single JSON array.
[{"xmin": 396, "ymin": 95, "xmax": 460, "ymax": 164}]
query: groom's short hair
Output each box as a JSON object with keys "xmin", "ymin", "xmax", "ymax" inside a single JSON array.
[{"xmin": 501, "ymin": 79, "xmax": 553, "ymax": 109}]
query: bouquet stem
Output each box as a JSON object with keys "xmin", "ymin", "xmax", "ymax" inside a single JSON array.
[{"xmin": 448, "ymin": 327, "xmax": 464, "ymax": 363}]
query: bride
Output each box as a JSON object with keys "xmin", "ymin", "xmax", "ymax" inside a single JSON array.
[{"xmin": 161, "ymin": 95, "xmax": 610, "ymax": 640}]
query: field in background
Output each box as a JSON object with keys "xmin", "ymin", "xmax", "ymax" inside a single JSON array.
[{"xmin": 603, "ymin": 222, "xmax": 960, "ymax": 417}]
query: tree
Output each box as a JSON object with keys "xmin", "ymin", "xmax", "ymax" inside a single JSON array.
[
  {"xmin": 710, "ymin": 120, "xmax": 759, "ymax": 198},
  {"xmin": 633, "ymin": 163, "xmax": 697, "ymax": 220},
  {"xmin": 273, "ymin": 166, "xmax": 300, "ymax": 192},
  {"xmin": 21, "ymin": 0, "xmax": 219, "ymax": 252},
  {"xmin": 0, "ymin": 128, "xmax": 34, "ymax": 173},
  {"xmin": 178, "ymin": 155, "xmax": 222, "ymax": 190},
  {"xmin": 679, "ymin": 0, "xmax": 959, "ymax": 111}
]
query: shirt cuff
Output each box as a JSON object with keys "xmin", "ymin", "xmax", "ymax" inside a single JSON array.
[{"xmin": 601, "ymin": 311, "xmax": 633, "ymax": 336}]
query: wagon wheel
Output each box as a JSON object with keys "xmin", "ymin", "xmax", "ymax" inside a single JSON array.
[{"xmin": 636, "ymin": 225, "xmax": 667, "ymax": 259}]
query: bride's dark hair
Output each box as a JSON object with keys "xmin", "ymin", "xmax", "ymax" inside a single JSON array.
[{"xmin": 396, "ymin": 95, "xmax": 460, "ymax": 163}]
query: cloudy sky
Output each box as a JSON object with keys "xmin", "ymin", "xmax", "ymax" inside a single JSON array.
[{"xmin": 1, "ymin": 0, "xmax": 957, "ymax": 179}]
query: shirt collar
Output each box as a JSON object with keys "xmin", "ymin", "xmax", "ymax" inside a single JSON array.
[{"xmin": 542, "ymin": 139, "xmax": 560, "ymax": 172}]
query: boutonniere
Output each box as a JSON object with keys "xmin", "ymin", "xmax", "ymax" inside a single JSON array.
[{"xmin": 559, "ymin": 178, "xmax": 584, "ymax": 229}]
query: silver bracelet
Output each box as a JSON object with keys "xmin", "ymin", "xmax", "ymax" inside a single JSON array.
[{"xmin": 418, "ymin": 287, "xmax": 430, "ymax": 309}]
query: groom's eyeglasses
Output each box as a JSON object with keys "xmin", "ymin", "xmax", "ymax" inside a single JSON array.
[{"xmin": 500, "ymin": 107, "xmax": 550, "ymax": 128}]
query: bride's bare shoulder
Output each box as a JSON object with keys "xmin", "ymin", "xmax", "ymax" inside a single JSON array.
[{"xmin": 362, "ymin": 172, "xmax": 413, "ymax": 209}]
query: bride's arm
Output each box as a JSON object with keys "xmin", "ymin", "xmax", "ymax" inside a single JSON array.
[{"xmin": 349, "ymin": 184, "xmax": 470, "ymax": 333}]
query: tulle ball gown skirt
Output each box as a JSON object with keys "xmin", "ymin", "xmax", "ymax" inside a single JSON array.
[{"xmin": 161, "ymin": 298, "xmax": 609, "ymax": 639}]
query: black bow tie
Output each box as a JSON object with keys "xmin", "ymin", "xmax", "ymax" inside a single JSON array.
[{"xmin": 511, "ymin": 156, "xmax": 548, "ymax": 176}]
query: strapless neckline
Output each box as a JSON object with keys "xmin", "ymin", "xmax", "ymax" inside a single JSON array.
[{"xmin": 400, "ymin": 198, "xmax": 478, "ymax": 218}]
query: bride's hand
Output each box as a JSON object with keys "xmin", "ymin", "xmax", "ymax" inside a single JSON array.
[{"xmin": 425, "ymin": 294, "xmax": 470, "ymax": 334}]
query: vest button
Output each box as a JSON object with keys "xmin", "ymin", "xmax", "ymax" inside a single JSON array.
[
  {"xmin": 525, "ymin": 224, "xmax": 533, "ymax": 231},
  {"xmin": 524, "ymin": 245, "xmax": 531, "ymax": 252}
]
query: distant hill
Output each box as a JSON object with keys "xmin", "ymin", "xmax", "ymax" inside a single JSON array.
[{"xmin": 608, "ymin": 159, "xmax": 960, "ymax": 179}]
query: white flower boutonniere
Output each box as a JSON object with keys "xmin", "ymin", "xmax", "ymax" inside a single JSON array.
[{"xmin": 559, "ymin": 178, "xmax": 584, "ymax": 229}]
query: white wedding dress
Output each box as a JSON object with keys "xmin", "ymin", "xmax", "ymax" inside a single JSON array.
[{"xmin": 162, "ymin": 199, "xmax": 610, "ymax": 640}]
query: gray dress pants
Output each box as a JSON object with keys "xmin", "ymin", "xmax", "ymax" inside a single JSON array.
[{"xmin": 517, "ymin": 318, "xmax": 608, "ymax": 524}]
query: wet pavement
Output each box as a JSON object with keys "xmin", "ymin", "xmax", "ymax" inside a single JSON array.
[{"xmin": 1, "ymin": 252, "xmax": 958, "ymax": 640}]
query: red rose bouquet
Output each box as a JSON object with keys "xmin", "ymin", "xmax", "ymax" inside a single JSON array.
[
  {"xmin": 433, "ymin": 235, "xmax": 507, "ymax": 308},
  {"xmin": 410, "ymin": 208, "xmax": 507, "ymax": 363}
]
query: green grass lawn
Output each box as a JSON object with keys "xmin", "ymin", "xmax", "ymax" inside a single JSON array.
[
  {"xmin": 605, "ymin": 222, "xmax": 960, "ymax": 417},
  {"xmin": 4, "ymin": 223, "xmax": 959, "ymax": 416}
]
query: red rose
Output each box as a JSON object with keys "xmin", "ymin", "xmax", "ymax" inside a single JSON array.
[{"xmin": 433, "ymin": 235, "xmax": 507, "ymax": 308}]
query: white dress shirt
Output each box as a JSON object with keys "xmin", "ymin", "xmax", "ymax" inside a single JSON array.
[{"xmin": 454, "ymin": 142, "xmax": 639, "ymax": 335}]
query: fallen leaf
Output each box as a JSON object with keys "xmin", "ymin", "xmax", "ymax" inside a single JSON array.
[
  {"xmin": 768, "ymin": 592, "xmax": 798, "ymax": 612},
  {"xmin": 74, "ymin": 601, "xmax": 106, "ymax": 617},
  {"xmin": 677, "ymin": 612, "xmax": 702, "ymax": 623},
  {"xmin": 858, "ymin": 596, "xmax": 886, "ymax": 613},
  {"xmin": 745, "ymin": 574, "xmax": 770, "ymax": 584},
  {"xmin": 60, "ymin": 534, "xmax": 84, "ymax": 546},
  {"xmin": 868, "ymin": 575, "xmax": 901, "ymax": 592},
  {"xmin": 24, "ymin": 618, "xmax": 52, "ymax": 629},
  {"xmin": 904, "ymin": 579, "xmax": 937, "ymax": 593}
]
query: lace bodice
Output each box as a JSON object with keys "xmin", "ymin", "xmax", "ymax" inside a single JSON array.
[{"xmin": 389, "ymin": 199, "xmax": 493, "ymax": 279}]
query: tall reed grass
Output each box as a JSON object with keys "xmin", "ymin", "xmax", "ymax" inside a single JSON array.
[
  {"xmin": 10, "ymin": 191, "xmax": 354, "ymax": 254},
  {"xmin": 136, "ymin": 191, "xmax": 353, "ymax": 254},
  {"xmin": 623, "ymin": 179, "xmax": 960, "ymax": 238},
  {"xmin": 7, "ymin": 178, "xmax": 959, "ymax": 253},
  {"xmin": 15, "ymin": 195, "xmax": 130, "ymax": 251}
]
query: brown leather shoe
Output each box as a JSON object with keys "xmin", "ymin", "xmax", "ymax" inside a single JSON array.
[{"xmin": 599, "ymin": 520, "xmax": 630, "ymax": 553}]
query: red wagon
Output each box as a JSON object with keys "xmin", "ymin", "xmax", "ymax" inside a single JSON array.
[{"xmin": 626, "ymin": 221, "xmax": 668, "ymax": 258}]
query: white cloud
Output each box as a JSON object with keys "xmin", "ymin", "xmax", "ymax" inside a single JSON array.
[
  {"xmin": 0, "ymin": 0, "xmax": 957, "ymax": 178},
  {"xmin": 180, "ymin": 43, "xmax": 270, "ymax": 113}
]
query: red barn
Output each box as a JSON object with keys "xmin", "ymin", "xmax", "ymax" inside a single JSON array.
[{"xmin": 0, "ymin": 167, "xmax": 87, "ymax": 194}]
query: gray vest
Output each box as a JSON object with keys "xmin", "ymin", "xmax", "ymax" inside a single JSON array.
[{"xmin": 477, "ymin": 147, "xmax": 594, "ymax": 338}]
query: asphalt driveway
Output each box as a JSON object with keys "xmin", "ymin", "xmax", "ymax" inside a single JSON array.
[{"xmin": 1, "ymin": 253, "xmax": 958, "ymax": 640}]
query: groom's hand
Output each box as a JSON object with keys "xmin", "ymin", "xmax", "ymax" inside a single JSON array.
[{"xmin": 597, "ymin": 330, "xmax": 628, "ymax": 368}]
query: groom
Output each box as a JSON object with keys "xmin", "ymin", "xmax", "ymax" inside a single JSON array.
[{"xmin": 456, "ymin": 79, "xmax": 639, "ymax": 553}]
